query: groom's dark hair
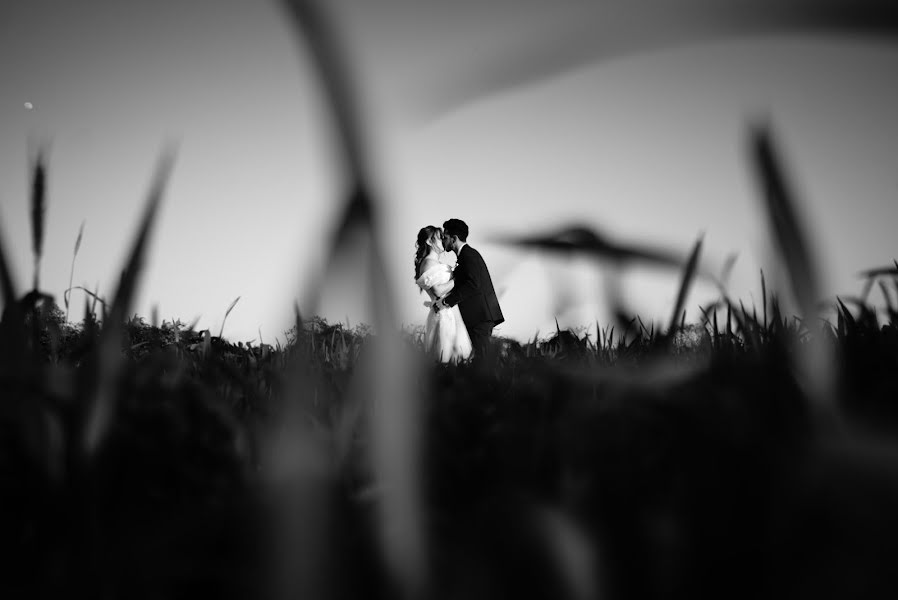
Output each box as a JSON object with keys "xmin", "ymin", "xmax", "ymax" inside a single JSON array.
[{"xmin": 443, "ymin": 218, "xmax": 469, "ymax": 242}]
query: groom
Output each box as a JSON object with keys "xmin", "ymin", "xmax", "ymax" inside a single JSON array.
[{"xmin": 434, "ymin": 218, "xmax": 504, "ymax": 358}]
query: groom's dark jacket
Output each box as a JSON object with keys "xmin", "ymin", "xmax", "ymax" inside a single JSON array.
[{"xmin": 443, "ymin": 245, "xmax": 504, "ymax": 327}]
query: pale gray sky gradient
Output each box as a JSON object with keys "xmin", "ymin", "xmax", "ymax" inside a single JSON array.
[{"xmin": 1, "ymin": 0, "xmax": 897, "ymax": 343}]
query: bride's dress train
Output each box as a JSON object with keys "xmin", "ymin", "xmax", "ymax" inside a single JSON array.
[{"xmin": 416, "ymin": 264, "xmax": 473, "ymax": 363}]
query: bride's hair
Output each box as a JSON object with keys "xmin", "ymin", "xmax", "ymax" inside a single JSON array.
[{"xmin": 414, "ymin": 225, "xmax": 441, "ymax": 280}]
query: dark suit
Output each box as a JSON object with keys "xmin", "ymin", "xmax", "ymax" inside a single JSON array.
[{"xmin": 443, "ymin": 244, "xmax": 504, "ymax": 357}]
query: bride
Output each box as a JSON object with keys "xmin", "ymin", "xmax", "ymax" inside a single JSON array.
[{"xmin": 414, "ymin": 226, "xmax": 473, "ymax": 363}]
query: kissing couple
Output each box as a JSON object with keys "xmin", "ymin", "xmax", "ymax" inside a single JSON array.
[{"xmin": 414, "ymin": 218, "xmax": 505, "ymax": 363}]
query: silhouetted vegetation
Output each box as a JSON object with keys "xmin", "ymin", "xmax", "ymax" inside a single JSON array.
[{"xmin": 4, "ymin": 1, "xmax": 898, "ymax": 598}]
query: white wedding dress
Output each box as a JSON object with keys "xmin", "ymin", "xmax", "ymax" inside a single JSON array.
[{"xmin": 416, "ymin": 263, "xmax": 473, "ymax": 363}]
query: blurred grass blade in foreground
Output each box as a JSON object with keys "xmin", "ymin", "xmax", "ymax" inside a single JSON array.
[
  {"xmin": 667, "ymin": 233, "xmax": 704, "ymax": 337},
  {"xmin": 30, "ymin": 150, "xmax": 47, "ymax": 292},
  {"xmin": 0, "ymin": 212, "xmax": 24, "ymax": 364},
  {"xmin": 0, "ymin": 223, "xmax": 18, "ymax": 310},
  {"xmin": 493, "ymin": 225, "xmax": 683, "ymax": 269},
  {"xmin": 83, "ymin": 148, "xmax": 176, "ymax": 457},
  {"xmin": 281, "ymin": 0, "xmax": 367, "ymax": 185},
  {"xmin": 422, "ymin": 0, "xmax": 898, "ymax": 119},
  {"xmin": 750, "ymin": 124, "xmax": 820, "ymax": 321},
  {"xmin": 282, "ymin": 1, "xmax": 428, "ymax": 597},
  {"xmin": 749, "ymin": 123, "xmax": 835, "ymax": 415},
  {"xmin": 859, "ymin": 262, "xmax": 898, "ymax": 279}
]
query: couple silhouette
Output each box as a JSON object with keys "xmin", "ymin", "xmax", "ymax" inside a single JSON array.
[{"xmin": 414, "ymin": 219, "xmax": 504, "ymax": 363}]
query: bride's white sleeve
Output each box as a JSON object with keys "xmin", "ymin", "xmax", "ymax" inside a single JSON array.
[
  {"xmin": 430, "ymin": 278, "xmax": 455, "ymax": 297},
  {"xmin": 417, "ymin": 265, "xmax": 450, "ymax": 292}
]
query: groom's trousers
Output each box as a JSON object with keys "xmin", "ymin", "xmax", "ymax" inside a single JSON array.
[{"xmin": 468, "ymin": 322, "xmax": 495, "ymax": 359}]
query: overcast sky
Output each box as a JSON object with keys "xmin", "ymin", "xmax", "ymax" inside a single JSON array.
[{"xmin": 1, "ymin": 0, "xmax": 897, "ymax": 343}]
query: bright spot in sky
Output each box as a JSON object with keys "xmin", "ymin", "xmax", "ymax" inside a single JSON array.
[{"xmin": 23, "ymin": 102, "xmax": 33, "ymax": 110}]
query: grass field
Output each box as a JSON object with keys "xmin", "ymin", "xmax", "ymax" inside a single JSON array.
[
  {"xmin": 3, "ymin": 206, "xmax": 898, "ymax": 599},
  {"xmin": 4, "ymin": 2, "xmax": 898, "ymax": 598}
]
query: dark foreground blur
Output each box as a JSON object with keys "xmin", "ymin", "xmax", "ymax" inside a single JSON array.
[
  {"xmin": 4, "ymin": 1, "xmax": 898, "ymax": 597},
  {"xmin": 2, "ymin": 293, "xmax": 898, "ymax": 599}
]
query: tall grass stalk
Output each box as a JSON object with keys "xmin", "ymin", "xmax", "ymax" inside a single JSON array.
[
  {"xmin": 65, "ymin": 220, "xmax": 85, "ymax": 324},
  {"xmin": 667, "ymin": 233, "xmax": 703, "ymax": 337},
  {"xmin": 219, "ymin": 295, "xmax": 241, "ymax": 339}
]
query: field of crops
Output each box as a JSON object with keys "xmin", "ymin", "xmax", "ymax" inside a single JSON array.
[
  {"xmin": 3, "ymin": 204, "xmax": 898, "ymax": 600},
  {"xmin": 4, "ymin": 2, "xmax": 898, "ymax": 599}
]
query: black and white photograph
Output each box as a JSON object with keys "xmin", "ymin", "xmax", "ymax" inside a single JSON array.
[{"xmin": 2, "ymin": 0, "xmax": 898, "ymax": 598}]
